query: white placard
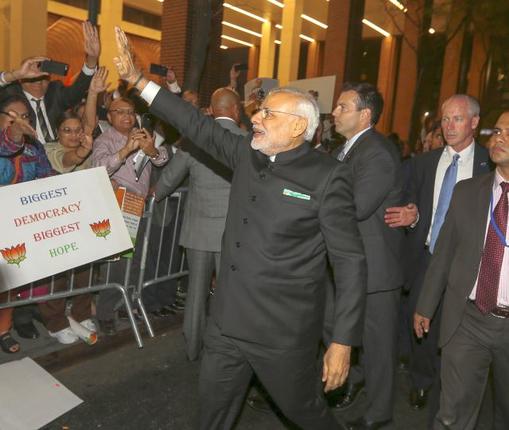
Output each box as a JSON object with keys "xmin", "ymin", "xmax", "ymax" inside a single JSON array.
[
  {"xmin": 288, "ymin": 75, "xmax": 337, "ymax": 113},
  {"xmin": 0, "ymin": 167, "xmax": 133, "ymax": 292},
  {"xmin": 0, "ymin": 357, "xmax": 83, "ymax": 430}
]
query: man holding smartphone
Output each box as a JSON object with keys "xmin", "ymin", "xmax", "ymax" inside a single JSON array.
[{"xmin": 0, "ymin": 21, "xmax": 100, "ymax": 144}]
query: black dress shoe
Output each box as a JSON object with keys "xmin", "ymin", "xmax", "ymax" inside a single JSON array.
[
  {"xmin": 345, "ymin": 417, "xmax": 392, "ymax": 430},
  {"xmin": 15, "ymin": 321, "xmax": 40, "ymax": 339},
  {"xmin": 331, "ymin": 382, "xmax": 364, "ymax": 410},
  {"xmin": 409, "ymin": 388, "xmax": 427, "ymax": 410},
  {"xmin": 98, "ymin": 319, "xmax": 117, "ymax": 336},
  {"xmin": 169, "ymin": 300, "xmax": 185, "ymax": 311}
]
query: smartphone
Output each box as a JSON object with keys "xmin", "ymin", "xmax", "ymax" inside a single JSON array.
[
  {"xmin": 40, "ymin": 60, "xmax": 69, "ymax": 76},
  {"xmin": 140, "ymin": 113, "xmax": 156, "ymax": 134},
  {"xmin": 149, "ymin": 63, "xmax": 168, "ymax": 77},
  {"xmin": 234, "ymin": 63, "xmax": 248, "ymax": 72}
]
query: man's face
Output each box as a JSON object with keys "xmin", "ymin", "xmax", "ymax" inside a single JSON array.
[
  {"xmin": 0, "ymin": 101, "xmax": 30, "ymax": 131},
  {"xmin": 107, "ymin": 100, "xmax": 136, "ymax": 135},
  {"xmin": 21, "ymin": 77, "xmax": 50, "ymax": 99},
  {"xmin": 488, "ymin": 112, "xmax": 509, "ymax": 168},
  {"xmin": 441, "ymin": 99, "xmax": 479, "ymax": 150},
  {"xmin": 250, "ymin": 92, "xmax": 307, "ymax": 156},
  {"xmin": 332, "ymin": 90, "xmax": 366, "ymax": 140}
]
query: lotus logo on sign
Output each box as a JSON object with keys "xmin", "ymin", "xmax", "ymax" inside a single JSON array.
[
  {"xmin": 0, "ymin": 243, "xmax": 27, "ymax": 268},
  {"xmin": 90, "ymin": 219, "xmax": 111, "ymax": 239}
]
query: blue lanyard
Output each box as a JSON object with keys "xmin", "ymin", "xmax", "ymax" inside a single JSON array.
[{"xmin": 489, "ymin": 191, "xmax": 509, "ymax": 248}]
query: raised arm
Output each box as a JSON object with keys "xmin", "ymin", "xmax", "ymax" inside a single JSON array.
[
  {"xmin": 82, "ymin": 67, "xmax": 110, "ymax": 135},
  {"xmin": 112, "ymin": 26, "xmax": 244, "ymax": 171}
]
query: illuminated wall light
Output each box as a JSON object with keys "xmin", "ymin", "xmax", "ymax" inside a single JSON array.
[
  {"xmin": 428, "ymin": 27, "xmax": 436, "ymax": 34},
  {"xmin": 267, "ymin": 0, "xmax": 284, "ymax": 7},
  {"xmin": 275, "ymin": 24, "xmax": 283, "ymax": 29},
  {"xmin": 361, "ymin": 18, "xmax": 391, "ymax": 37},
  {"xmin": 221, "ymin": 34, "xmax": 254, "ymax": 47},
  {"xmin": 388, "ymin": 0, "xmax": 405, "ymax": 11},
  {"xmin": 222, "ymin": 21, "xmax": 262, "ymax": 37},
  {"xmin": 222, "ymin": 3, "xmax": 267, "ymax": 23},
  {"xmin": 299, "ymin": 34, "xmax": 315, "ymax": 43},
  {"xmin": 220, "ymin": 45, "xmax": 229, "ymax": 50},
  {"xmin": 275, "ymin": 39, "xmax": 282, "ymax": 44},
  {"xmin": 300, "ymin": 14, "xmax": 328, "ymax": 29}
]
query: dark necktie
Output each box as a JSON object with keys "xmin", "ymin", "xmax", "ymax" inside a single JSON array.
[
  {"xmin": 475, "ymin": 181, "xmax": 509, "ymax": 314},
  {"xmin": 429, "ymin": 153, "xmax": 460, "ymax": 253},
  {"xmin": 32, "ymin": 98, "xmax": 52, "ymax": 142}
]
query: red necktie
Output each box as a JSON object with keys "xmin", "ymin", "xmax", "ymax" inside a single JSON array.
[{"xmin": 475, "ymin": 181, "xmax": 509, "ymax": 313}]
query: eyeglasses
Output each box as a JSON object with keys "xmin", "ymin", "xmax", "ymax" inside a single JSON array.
[
  {"xmin": 109, "ymin": 108, "xmax": 135, "ymax": 116},
  {"xmin": 260, "ymin": 107, "xmax": 302, "ymax": 120},
  {"xmin": 59, "ymin": 127, "xmax": 83, "ymax": 135},
  {"xmin": 0, "ymin": 111, "xmax": 30, "ymax": 120}
]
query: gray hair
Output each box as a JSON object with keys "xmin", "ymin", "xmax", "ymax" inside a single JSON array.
[
  {"xmin": 442, "ymin": 94, "xmax": 480, "ymax": 118},
  {"xmin": 267, "ymin": 87, "xmax": 320, "ymax": 141}
]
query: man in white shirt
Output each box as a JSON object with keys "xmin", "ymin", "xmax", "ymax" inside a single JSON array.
[{"xmin": 384, "ymin": 95, "xmax": 492, "ymax": 421}]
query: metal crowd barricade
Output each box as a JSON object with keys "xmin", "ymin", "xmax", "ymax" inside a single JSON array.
[
  {"xmin": 133, "ymin": 189, "xmax": 189, "ymax": 340},
  {"xmin": 0, "ymin": 259, "xmax": 143, "ymax": 347},
  {"xmin": 0, "ymin": 188, "xmax": 188, "ymax": 349}
]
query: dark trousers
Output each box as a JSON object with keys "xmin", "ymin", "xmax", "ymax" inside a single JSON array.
[
  {"xmin": 199, "ymin": 318, "xmax": 342, "ymax": 430},
  {"xmin": 435, "ymin": 302, "xmax": 509, "ymax": 430},
  {"xmin": 348, "ymin": 288, "xmax": 400, "ymax": 422},
  {"xmin": 183, "ymin": 248, "xmax": 220, "ymax": 361},
  {"xmin": 408, "ymin": 250, "xmax": 441, "ymax": 426}
]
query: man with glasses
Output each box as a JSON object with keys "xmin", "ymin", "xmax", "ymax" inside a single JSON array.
[
  {"xmin": 91, "ymin": 97, "xmax": 168, "ymax": 335},
  {"xmin": 112, "ymin": 27, "xmax": 366, "ymax": 430},
  {"xmin": 329, "ymin": 82, "xmax": 404, "ymax": 430}
]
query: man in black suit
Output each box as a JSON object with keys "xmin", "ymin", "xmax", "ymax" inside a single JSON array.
[
  {"xmin": 330, "ymin": 82, "xmax": 404, "ymax": 430},
  {"xmin": 414, "ymin": 111, "xmax": 509, "ymax": 430},
  {"xmin": 384, "ymin": 95, "xmax": 492, "ymax": 419},
  {"xmin": 0, "ymin": 21, "xmax": 99, "ymax": 144},
  {"xmin": 113, "ymin": 27, "xmax": 366, "ymax": 430}
]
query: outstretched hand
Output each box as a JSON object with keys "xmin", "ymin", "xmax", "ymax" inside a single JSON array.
[
  {"xmin": 113, "ymin": 27, "xmax": 140, "ymax": 84},
  {"xmin": 83, "ymin": 21, "xmax": 100, "ymax": 66},
  {"xmin": 89, "ymin": 67, "xmax": 110, "ymax": 94}
]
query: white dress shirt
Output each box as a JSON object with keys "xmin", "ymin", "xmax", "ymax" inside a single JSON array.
[
  {"xmin": 469, "ymin": 169, "xmax": 509, "ymax": 307},
  {"xmin": 426, "ymin": 142, "xmax": 475, "ymax": 244}
]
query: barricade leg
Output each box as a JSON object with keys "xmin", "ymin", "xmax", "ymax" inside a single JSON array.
[{"xmin": 116, "ymin": 284, "xmax": 144, "ymax": 348}]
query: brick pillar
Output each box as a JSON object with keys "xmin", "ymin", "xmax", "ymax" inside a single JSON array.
[
  {"xmin": 160, "ymin": 0, "xmax": 191, "ymax": 85},
  {"xmin": 160, "ymin": 0, "xmax": 223, "ymax": 106},
  {"xmin": 323, "ymin": 0, "xmax": 364, "ymax": 102}
]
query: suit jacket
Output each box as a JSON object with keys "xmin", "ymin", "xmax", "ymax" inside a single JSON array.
[
  {"xmin": 150, "ymin": 88, "xmax": 367, "ymax": 349},
  {"xmin": 404, "ymin": 144, "xmax": 492, "ymax": 285},
  {"xmin": 416, "ymin": 172, "xmax": 495, "ymax": 347},
  {"xmin": 333, "ymin": 128, "xmax": 404, "ymax": 293},
  {"xmin": 155, "ymin": 118, "xmax": 247, "ymax": 252},
  {"xmin": 2, "ymin": 70, "xmax": 93, "ymax": 136}
]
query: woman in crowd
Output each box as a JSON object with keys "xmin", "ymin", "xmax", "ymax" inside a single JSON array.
[
  {"xmin": 0, "ymin": 94, "xmax": 55, "ymax": 353},
  {"xmin": 38, "ymin": 68, "xmax": 109, "ymax": 344}
]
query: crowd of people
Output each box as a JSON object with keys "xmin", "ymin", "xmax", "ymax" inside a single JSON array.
[{"xmin": 0, "ymin": 21, "xmax": 507, "ymax": 430}]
